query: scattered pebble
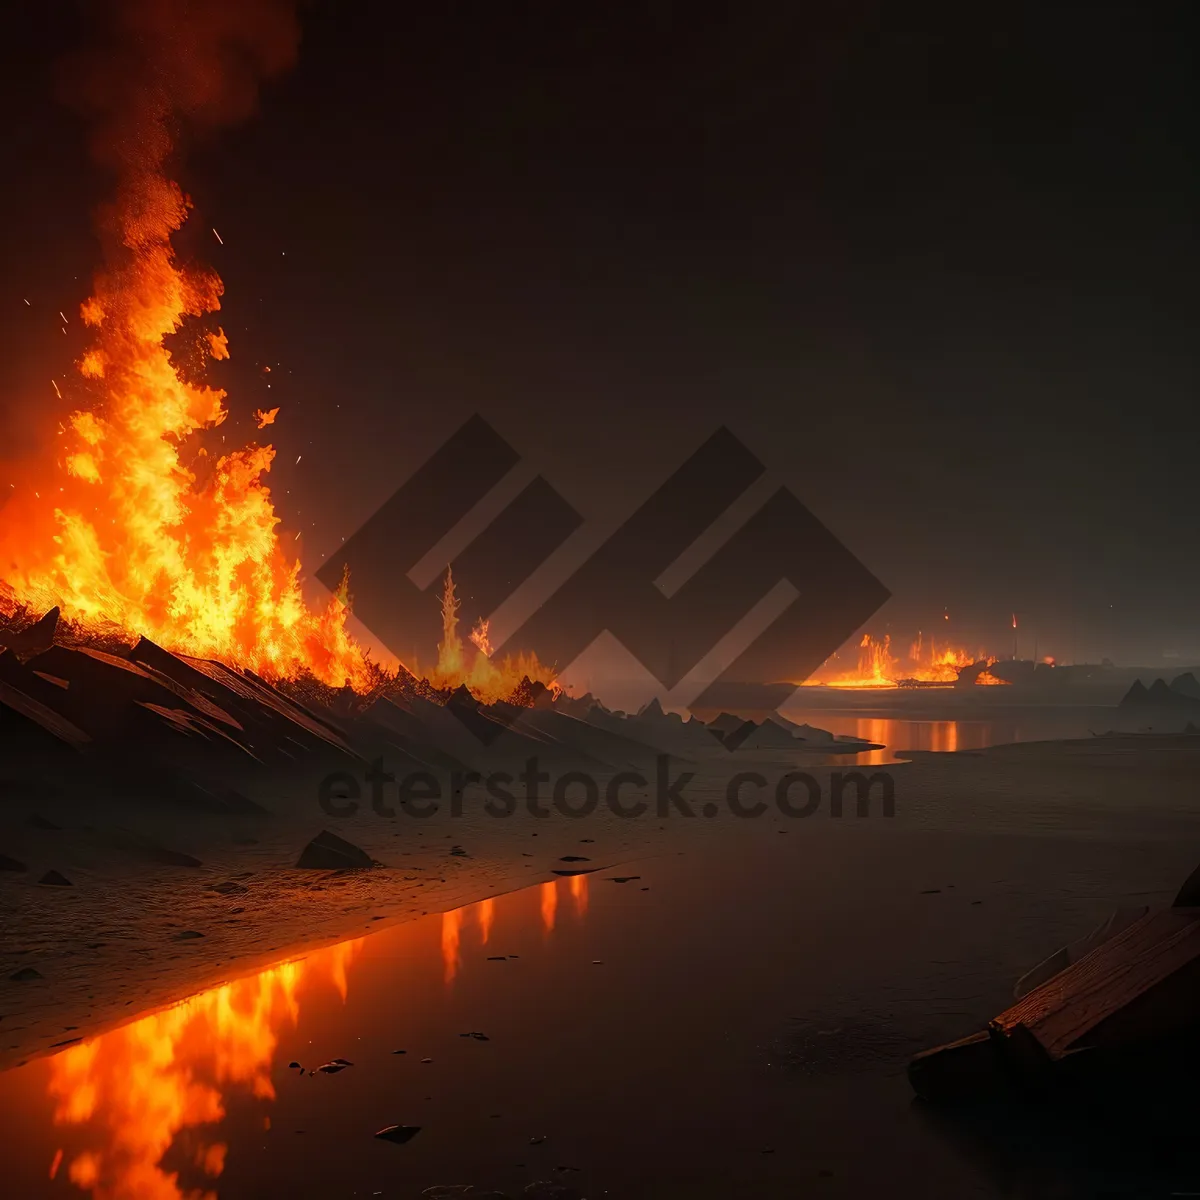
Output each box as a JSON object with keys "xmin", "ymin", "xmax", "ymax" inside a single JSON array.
[{"xmin": 374, "ymin": 1124, "xmax": 422, "ymax": 1144}]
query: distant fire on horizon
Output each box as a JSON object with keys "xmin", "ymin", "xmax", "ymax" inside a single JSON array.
[{"xmin": 805, "ymin": 630, "xmax": 1011, "ymax": 689}]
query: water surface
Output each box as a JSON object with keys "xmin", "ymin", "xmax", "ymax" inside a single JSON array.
[{"xmin": 2, "ymin": 822, "xmax": 1196, "ymax": 1199}]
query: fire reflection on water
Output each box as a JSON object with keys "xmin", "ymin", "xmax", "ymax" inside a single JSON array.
[
  {"xmin": 46, "ymin": 939, "xmax": 361, "ymax": 1200},
  {"xmin": 44, "ymin": 878, "xmax": 591, "ymax": 1198},
  {"xmin": 541, "ymin": 881, "xmax": 558, "ymax": 933},
  {"xmin": 477, "ymin": 898, "xmax": 494, "ymax": 945},
  {"xmin": 569, "ymin": 875, "xmax": 589, "ymax": 918},
  {"xmin": 441, "ymin": 907, "xmax": 463, "ymax": 984}
]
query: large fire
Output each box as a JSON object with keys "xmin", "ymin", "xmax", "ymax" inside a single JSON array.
[
  {"xmin": 0, "ymin": 2, "xmax": 560, "ymax": 706},
  {"xmin": 0, "ymin": 0, "xmax": 373, "ymax": 689},
  {"xmin": 806, "ymin": 632, "xmax": 1010, "ymax": 688}
]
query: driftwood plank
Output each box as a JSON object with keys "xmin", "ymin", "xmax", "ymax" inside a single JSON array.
[{"xmin": 994, "ymin": 908, "xmax": 1200, "ymax": 1058}]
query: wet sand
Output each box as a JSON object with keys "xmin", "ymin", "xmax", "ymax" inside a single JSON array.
[{"xmin": 1, "ymin": 735, "xmax": 1199, "ymax": 1196}]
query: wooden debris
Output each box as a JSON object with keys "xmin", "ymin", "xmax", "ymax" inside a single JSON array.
[{"xmin": 910, "ymin": 878, "xmax": 1200, "ymax": 1103}]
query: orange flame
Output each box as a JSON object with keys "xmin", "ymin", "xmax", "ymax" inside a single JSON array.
[
  {"xmin": 0, "ymin": 0, "xmax": 370, "ymax": 690},
  {"xmin": 805, "ymin": 629, "xmax": 1007, "ymax": 688},
  {"xmin": 424, "ymin": 567, "xmax": 557, "ymax": 703}
]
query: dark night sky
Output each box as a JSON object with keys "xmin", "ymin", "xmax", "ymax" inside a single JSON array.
[{"xmin": 1, "ymin": 2, "xmax": 1197, "ymax": 669}]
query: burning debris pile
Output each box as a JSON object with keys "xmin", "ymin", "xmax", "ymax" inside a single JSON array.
[
  {"xmin": 0, "ymin": 599, "xmax": 875, "ymax": 829},
  {"xmin": 806, "ymin": 632, "xmax": 1009, "ymax": 689}
]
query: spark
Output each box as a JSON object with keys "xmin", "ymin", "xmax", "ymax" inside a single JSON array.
[
  {"xmin": 23, "ymin": 298, "xmax": 30, "ymax": 306},
  {"xmin": 212, "ymin": 228, "xmax": 223, "ymax": 244},
  {"xmin": 51, "ymin": 380, "xmax": 61, "ymax": 399},
  {"xmin": 59, "ymin": 311, "xmax": 68, "ymax": 323},
  {"xmin": 295, "ymin": 454, "xmax": 302, "ymax": 465}
]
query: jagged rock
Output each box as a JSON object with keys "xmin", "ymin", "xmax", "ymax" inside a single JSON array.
[
  {"xmin": 374, "ymin": 1123, "xmax": 421, "ymax": 1144},
  {"xmin": 0, "ymin": 854, "xmax": 27, "ymax": 872},
  {"xmin": 0, "ymin": 678, "xmax": 91, "ymax": 753},
  {"xmin": 296, "ymin": 830, "xmax": 376, "ymax": 870},
  {"xmin": 0, "ymin": 606, "xmax": 60, "ymax": 655},
  {"xmin": 37, "ymin": 870, "xmax": 72, "ymax": 887},
  {"xmin": 1148, "ymin": 678, "xmax": 1184, "ymax": 706},
  {"xmin": 1121, "ymin": 677, "xmax": 1200, "ymax": 709},
  {"xmin": 9, "ymin": 967, "xmax": 43, "ymax": 981}
]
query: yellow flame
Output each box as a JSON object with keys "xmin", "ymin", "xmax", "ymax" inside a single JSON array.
[{"xmin": 425, "ymin": 567, "xmax": 557, "ymax": 703}]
